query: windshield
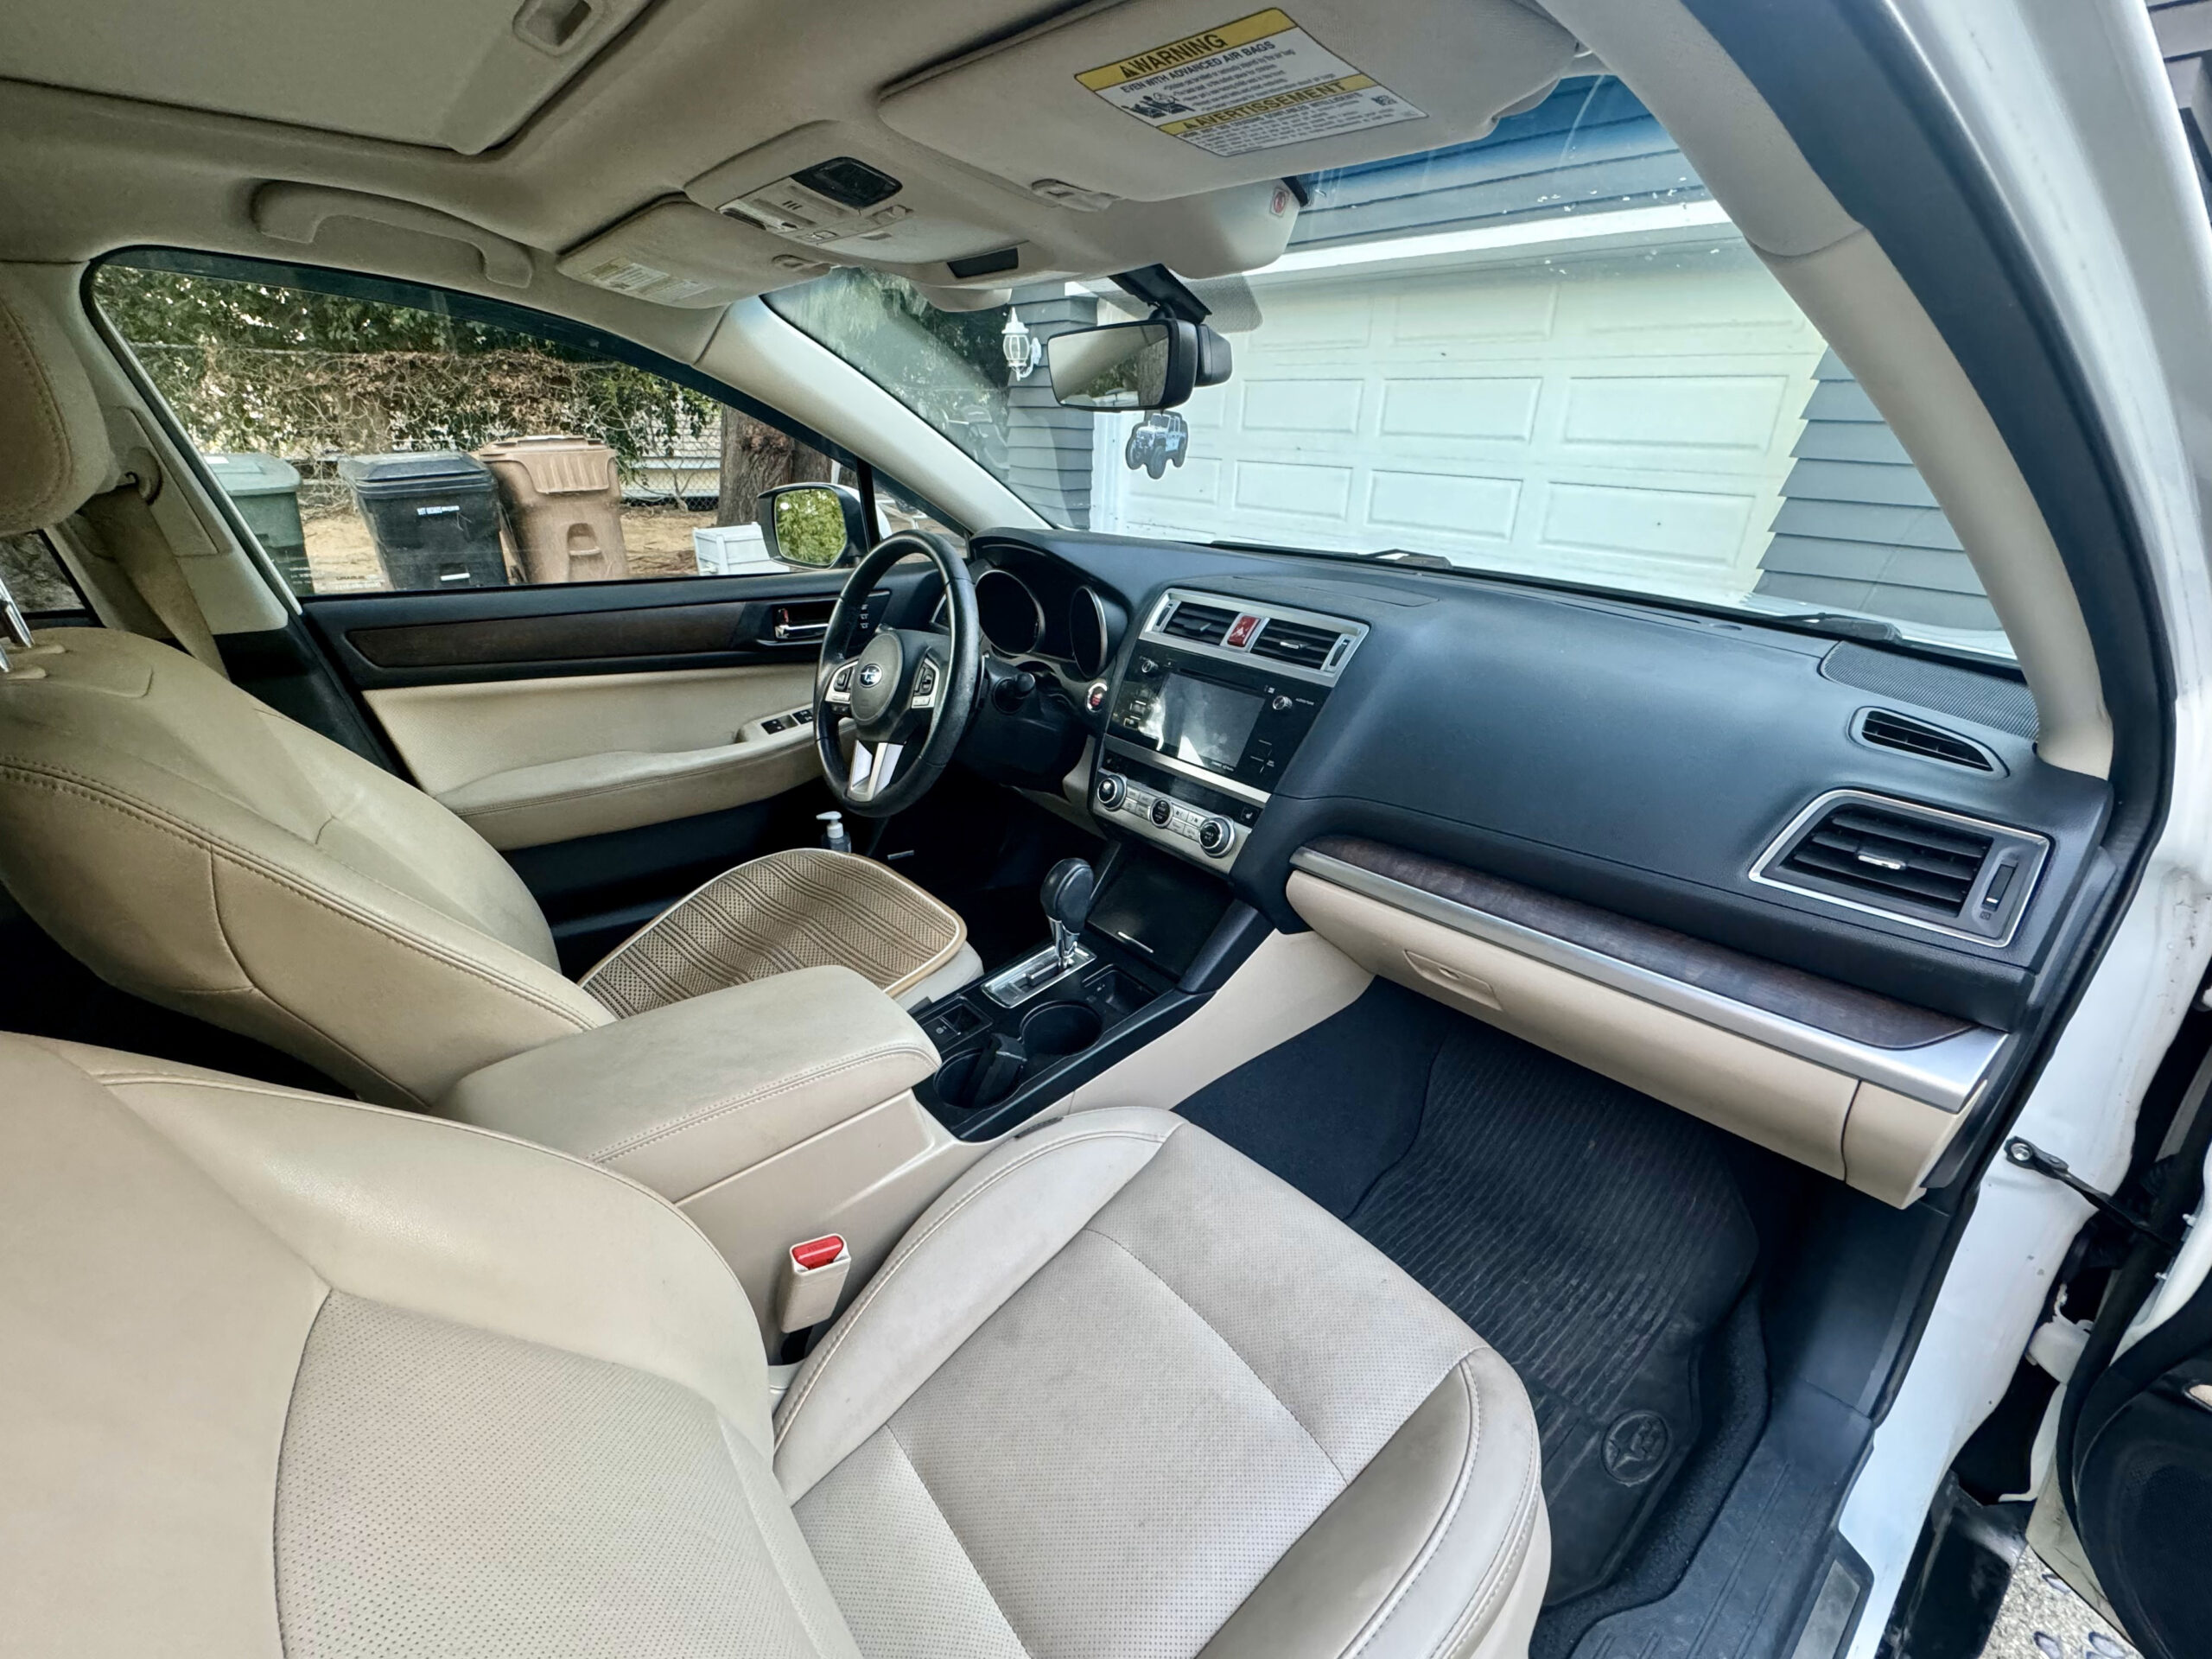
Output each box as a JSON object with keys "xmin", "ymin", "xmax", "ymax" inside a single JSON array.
[{"xmin": 766, "ymin": 76, "xmax": 2009, "ymax": 660}]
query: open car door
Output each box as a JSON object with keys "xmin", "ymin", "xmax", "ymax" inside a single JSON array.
[{"xmin": 2048, "ymin": 1119, "xmax": 2212, "ymax": 1657}]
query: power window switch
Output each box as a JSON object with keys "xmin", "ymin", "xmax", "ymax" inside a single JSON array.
[{"xmin": 777, "ymin": 1234, "xmax": 850, "ymax": 1332}]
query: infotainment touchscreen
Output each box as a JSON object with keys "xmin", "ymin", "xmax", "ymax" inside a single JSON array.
[{"xmin": 1159, "ymin": 673, "xmax": 1262, "ymax": 774}]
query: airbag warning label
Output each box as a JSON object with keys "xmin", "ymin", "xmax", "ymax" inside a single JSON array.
[{"xmin": 1077, "ymin": 9, "xmax": 1426, "ymax": 158}]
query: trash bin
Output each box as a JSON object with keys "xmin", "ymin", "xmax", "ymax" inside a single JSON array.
[
  {"xmin": 203, "ymin": 452, "xmax": 311, "ymax": 594},
  {"xmin": 337, "ymin": 451, "xmax": 510, "ymax": 591},
  {"xmin": 473, "ymin": 435, "xmax": 630, "ymax": 584}
]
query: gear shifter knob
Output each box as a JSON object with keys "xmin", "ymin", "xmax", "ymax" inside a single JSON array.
[{"xmin": 1041, "ymin": 857, "xmax": 1096, "ymax": 969}]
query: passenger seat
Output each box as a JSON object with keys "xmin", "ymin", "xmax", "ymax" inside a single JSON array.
[{"xmin": 1, "ymin": 1033, "xmax": 1548, "ymax": 1659}]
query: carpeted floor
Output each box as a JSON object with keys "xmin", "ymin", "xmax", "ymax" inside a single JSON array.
[{"xmin": 1181, "ymin": 979, "xmax": 1761, "ymax": 1604}]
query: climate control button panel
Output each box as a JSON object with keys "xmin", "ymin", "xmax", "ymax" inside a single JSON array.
[{"xmin": 1093, "ymin": 748, "xmax": 1258, "ymax": 871}]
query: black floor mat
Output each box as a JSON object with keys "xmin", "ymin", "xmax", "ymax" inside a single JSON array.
[{"xmin": 1183, "ymin": 982, "xmax": 1759, "ymax": 1604}]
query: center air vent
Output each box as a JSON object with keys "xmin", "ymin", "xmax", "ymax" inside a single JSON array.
[
  {"xmin": 1140, "ymin": 588, "xmax": 1370, "ymax": 683},
  {"xmin": 1854, "ymin": 709, "xmax": 1999, "ymax": 772},
  {"xmin": 1250, "ymin": 619, "xmax": 1344, "ymax": 669},
  {"xmin": 1754, "ymin": 791, "xmax": 2050, "ymax": 944},
  {"xmin": 1159, "ymin": 601, "xmax": 1238, "ymax": 646}
]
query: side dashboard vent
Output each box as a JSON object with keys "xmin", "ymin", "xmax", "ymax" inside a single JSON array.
[
  {"xmin": 1250, "ymin": 618, "xmax": 1343, "ymax": 669},
  {"xmin": 1160, "ymin": 600, "xmax": 1237, "ymax": 645},
  {"xmin": 1757, "ymin": 791, "xmax": 2050, "ymax": 943},
  {"xmin": 1855, "ymin": 709, "xmax": 1998, "ymax": 772}
]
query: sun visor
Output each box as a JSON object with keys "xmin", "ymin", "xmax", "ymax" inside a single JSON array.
[
  {"xmin": 559, "ymin": 202, "xmax": 820, "ymax": 308},
  {"xmin": 879, "ymin": 0, "xmax": 1578, "ymax": 204}
]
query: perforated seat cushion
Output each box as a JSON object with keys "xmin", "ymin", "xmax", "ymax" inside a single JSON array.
[{"xmin": 581, "ymin": 849, "xmax": 967, "ymax": 1019}]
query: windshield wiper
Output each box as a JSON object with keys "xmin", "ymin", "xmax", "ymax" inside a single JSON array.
[
  {"xmin": 1209, "ymin": 537, "xmax": 1445, "ymax": 565},
  {"xmin": 1758, "ymin": 612, "xmax": 1904, "ymax": 645}
]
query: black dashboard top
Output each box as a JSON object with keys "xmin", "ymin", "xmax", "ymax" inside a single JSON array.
[{"xmin": 964, "ymin": 529, "xmax": 2112, "ymax": 1033}]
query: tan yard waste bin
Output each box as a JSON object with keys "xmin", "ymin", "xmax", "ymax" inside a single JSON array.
[{"xmin": 474, "ymin": 435, "xmax": 631, "ymax": 584}]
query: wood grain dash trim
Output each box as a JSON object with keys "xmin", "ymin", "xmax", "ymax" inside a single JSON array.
[{"xmin": 1305, "ymin": 836, "xmax": 1971, "ymax": 1051}]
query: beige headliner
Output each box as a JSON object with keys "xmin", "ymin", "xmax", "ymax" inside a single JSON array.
[{"xmin": 0, "ymin": 0, "xmax": 2114, "ymax": 774}]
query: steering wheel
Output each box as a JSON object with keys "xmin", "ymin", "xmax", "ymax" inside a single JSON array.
[{"xmin": 814, "ymin": 531, "xmax": 982, "ymax": 817}]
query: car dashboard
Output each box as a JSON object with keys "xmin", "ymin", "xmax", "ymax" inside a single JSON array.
[{"xmin": 956, "ymin": 527, "xmax": 2112, "ymax": 1206}]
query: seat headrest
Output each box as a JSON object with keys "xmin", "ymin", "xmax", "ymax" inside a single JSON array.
[{"xmin": 0, "ymin": 268, "xmax": 116, "ymax": 538}]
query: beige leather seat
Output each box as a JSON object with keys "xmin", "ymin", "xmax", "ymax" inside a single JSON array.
[
  {"xmin": 0, "ymin": 276, "xmax": 975, "ymax": 1109},
  {"xmin": 3, "ymin": 1032, "xmax": 1549, "ymax": 1659}
]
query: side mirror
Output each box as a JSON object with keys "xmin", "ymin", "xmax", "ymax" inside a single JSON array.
[
  {"xmin": 1046, "ymin": 320, "xmax": 1232, "ymax": 411},
  {"xmin": 757, "ymin": 482, "xmax": 868, "ymax": 568}
]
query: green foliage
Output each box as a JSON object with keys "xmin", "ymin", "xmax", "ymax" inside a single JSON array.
[
  {"xmin": 771, "ymin": 486, "xmax": 851, "ymax": 566},
  {"xmin": 92, "ymin": 263, "xmax": 721, "ymax": 473}
]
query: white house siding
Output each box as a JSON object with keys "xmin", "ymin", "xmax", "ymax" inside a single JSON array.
[{"xmin": 1090, "ymin": 241, "xmax": 1828, "ymax": 606}]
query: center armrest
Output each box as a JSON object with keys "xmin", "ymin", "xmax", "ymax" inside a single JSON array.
[{"xmin": 440, "ymin": 965, "xmax": 940, "ymax": 1201}]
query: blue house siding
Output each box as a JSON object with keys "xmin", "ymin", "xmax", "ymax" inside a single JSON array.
[
  {"xmin": 1753, "ymin": 352, "xmax": 1998, "ymax": 632},
  {"xmin": 1003, "ymin": 286, "xmax": 1099, "ymax": 529},
  {"xmin": 1289, "ymin": 77, "xmax": 1706, "ymax": 248}
]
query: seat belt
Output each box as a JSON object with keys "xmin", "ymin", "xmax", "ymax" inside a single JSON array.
[{"xmin": 75, "ymin": 449, "xmax": 228, "ymax": 678}]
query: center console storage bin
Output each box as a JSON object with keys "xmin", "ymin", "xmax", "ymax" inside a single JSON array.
[{"xmin": 441, "ymin": 965, "xmax": 968, "ymax": 1338}]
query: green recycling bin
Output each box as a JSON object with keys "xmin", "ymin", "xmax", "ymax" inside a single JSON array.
[{"xmin": 203, "ymin": 452, "xmax": 311, "ymax": 595}]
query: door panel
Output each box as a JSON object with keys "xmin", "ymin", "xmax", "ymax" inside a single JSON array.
[
  {"xmin": 304, "ymin": 565, "xmax": 943, "ymax": 934},
  {"xmin": 2067, "ymin": 1252, "xmax": 2212, "ymax": 1659},
  {"xmin": 305, "ymin": 570, "xmax": 885, "ymax": 690},
  {"xmin": 367, "ymin": 664, "xmax": 818, "ymax": 849}
]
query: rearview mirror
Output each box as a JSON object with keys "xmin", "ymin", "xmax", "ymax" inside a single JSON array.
[
  {"xmin": 757, "ymin": 482, "xmax": 867, "ymax": 568},
  {"xmin": 1046, "ymin": 320, "xmax": 1231, "ymax": 411}
]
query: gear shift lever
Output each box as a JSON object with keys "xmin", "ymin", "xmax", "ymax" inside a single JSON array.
[{"xmin": 1040, "ymin": 857, "xmax": 1096, "ymax": 971}]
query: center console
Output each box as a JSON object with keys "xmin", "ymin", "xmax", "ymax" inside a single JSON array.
[{"xmin": 1091, "ymin": 589, "xmax": 1367, "ymax": 872}]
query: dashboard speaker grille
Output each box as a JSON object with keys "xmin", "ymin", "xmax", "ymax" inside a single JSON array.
[
  {"xmin": 1780, "ymin": 801, "xmax": 1992, "ymax": 916},
  {"xmin": 1160, "ymin": 601, "xmax": 1237, "ymax": 645},
  {"xmin": 1250, "ymin": 619, "xmax": 1343, "ymax": 669}
]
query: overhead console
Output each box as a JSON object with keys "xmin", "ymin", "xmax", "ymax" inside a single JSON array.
[{"xmin": 1092, "ymin": 588, "xmax": 1366, "ymax": 871}]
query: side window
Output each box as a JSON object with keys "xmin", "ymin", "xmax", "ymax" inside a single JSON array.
[
  {"xmin": 91, "ymin": 261, "xmax": 855, "ymax": 597},
  {"xmin": 0, "ymin": 531, "xmax": 92, "ymax": 620}
]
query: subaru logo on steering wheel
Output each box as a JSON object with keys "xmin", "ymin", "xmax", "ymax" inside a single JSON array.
[{"xmin": 857, "ymin": 664, "xmax": 884, "ymax": 687}]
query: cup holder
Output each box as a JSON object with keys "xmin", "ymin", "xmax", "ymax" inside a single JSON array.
[
  {"xmin": 1021, "ymin": 1001, "xmax": 1103, "ymax": 1058},
  {"xmin": 935, "ymin": 1039, "xmax": 1025, "ymax": 1111},
  {"xmin": 930, "ymin": 999, "xmax": 1110, "ymax": 1118}
]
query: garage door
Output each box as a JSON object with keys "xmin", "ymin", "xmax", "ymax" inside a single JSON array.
[{"xmin": 1090, "ymin": 235, "xmax": 1827, "ymax": 606}]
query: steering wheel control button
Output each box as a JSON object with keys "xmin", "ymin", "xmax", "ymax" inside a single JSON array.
[
  {"xmin": 1096, "ymin": 773, "xmax": 1127, "ymax": 809},
  {"xmin": 910, "ymin": 659, "xmax": 940, "ymax": 709},
  {"xmin": 1198, "ymin": 817, "xmax": 1232, "ymax": 856}
]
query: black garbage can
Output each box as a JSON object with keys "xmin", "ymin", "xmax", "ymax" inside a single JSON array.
[{"xmin": 338, "ymin": 451, "xmax": 510, "ymax": 591}]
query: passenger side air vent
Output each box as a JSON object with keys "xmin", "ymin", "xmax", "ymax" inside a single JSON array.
[
  {"xmin": 1160, "ymin": 601, "xmax": 1238, "ymax": 646},
  {"xmin": 1755, "ymin": 791, "xmax": 2050, "ymax": 943},
  {"xmin": 1250, "ymin": 619, "xmax": 1344, "ymax": 670},
  {"xmin": 1854, "ymin": 709, "xmax": 1998, "ymax": 772}
]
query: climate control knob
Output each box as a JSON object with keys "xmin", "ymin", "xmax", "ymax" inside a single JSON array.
[
  {"xmin": 1198, "ymin": 816, "xmax": 1233, "ymax": 857},
  {"xmin": 1150, "ymin": 796, "xmax": 1173, "ymax": 827},
  {"xmin": 1095, "ymin": 773, "xmax": 1127, "ymax": 810}
]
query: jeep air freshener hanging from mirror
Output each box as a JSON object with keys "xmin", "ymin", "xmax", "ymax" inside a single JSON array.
[{"xmin": 1126, "ymin": 410, "xmax": 1190, "ymax": 479}]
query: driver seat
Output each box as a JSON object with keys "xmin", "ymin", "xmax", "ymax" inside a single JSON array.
[
  {"xmin": 0, "ymin": 275, "xmax": 975, "ymax": 1109},
  {"xmin": 0, "ymin": 625, "xmax": 977, "ymax": 1106}
]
